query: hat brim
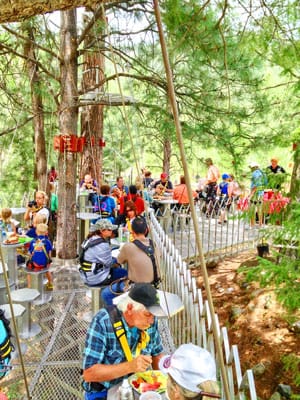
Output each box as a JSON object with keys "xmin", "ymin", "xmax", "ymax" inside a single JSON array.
[
  {"xmin": 105, "ymin": 224, "xmax": 118, "ymax": 230},
  {"xmin": 112, "ymin": 291, "xmax": 167, "ymax": 318},
  {"xmin": 91, "ymin": 223, "xmax": 118, "ymax": 231},
  {"xmin": 147, "ymin": 304, "xmax": 167, "ymax": 317},
  {"xmin": 112, "ymin": 289, "xmax": 184, "ymax": 318}
]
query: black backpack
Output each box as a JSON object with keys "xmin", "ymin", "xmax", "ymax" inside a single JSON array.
[
  {"xmin": 132, "ymin": 239, "xmax": 161, "ymax": 288},
  {"xmin": 0, "ymin": 309, "xmax": 14, "ymax": 378},
  {"xmin": 79, "ymin": 237, "xmax": 105, "ymax": 265}
]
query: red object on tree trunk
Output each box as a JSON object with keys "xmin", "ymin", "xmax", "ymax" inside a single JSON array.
[
  {"xmin": 53, "ymin": 134, "xmax": 78, "ymax": 152},
  {"xmin": 292, "ymin": 142, "xmax": 297, "ymax": 151},
  {"xmin": 77, "ymin": 137, "xmax": 85, "ymax": 152}
]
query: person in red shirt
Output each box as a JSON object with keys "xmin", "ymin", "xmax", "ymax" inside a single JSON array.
[{"xmin": 119, "ymin": 185, "xmax": 145, "ymax": 216}]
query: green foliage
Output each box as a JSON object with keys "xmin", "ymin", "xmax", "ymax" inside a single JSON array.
[
  {"xmin": 281, "ymin": 354, "xmax": 300, "ymax": 388},
  {"xmin": 239, "ymin": 202, "xmax": 300, "ymax": 312}
]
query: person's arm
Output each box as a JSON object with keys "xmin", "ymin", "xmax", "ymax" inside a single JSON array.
[
  {"xmin": 24, "ymin": 206, "xmax": 32, "ymax": 222},
  {"xmin": 227, "ymin": 182, "xmax": 233, "ymax": 199},
  {"xmin": 83, "ymin": 355, "xmax": 153, "ymax": 383},
  {"xmin": 152, "ymin": 354, "xmax": 164, "ymax": 370},
  {"xmin": 117, "ymin": 244, "xmax": 128, "ymax": 265}
]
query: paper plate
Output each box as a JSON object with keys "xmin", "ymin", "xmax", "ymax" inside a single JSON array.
[{"xmin": 129, "ymin": 370, "xmax": 167, "ymax": 394}]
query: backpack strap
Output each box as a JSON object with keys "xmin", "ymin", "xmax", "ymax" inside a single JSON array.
[
  {"xmin": 29, "ymin": 239, "xmax": 50, "ymax": 264},
  {"xmin": 0, "ymin": 310, "xmax": 13, "ymax": 361},
  {"xmin": 106, "ymin": 306, "xmax": 150, "ymax": 361},
  {"xmin": 105, "ymin": 306, "xmax": 133, "ymax": 362},
  {"xmin": 132, "ymin": 239, "xmax": 160, "ymax": 287},
  {"xmin": 79, "ymin": 237, "xmax": 106, "ymax": 272}
]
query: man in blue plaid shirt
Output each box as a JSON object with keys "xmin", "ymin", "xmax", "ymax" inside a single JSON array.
[{"xmin": 82, "ymin": 283, "xmax": 165, "ymax": 399}]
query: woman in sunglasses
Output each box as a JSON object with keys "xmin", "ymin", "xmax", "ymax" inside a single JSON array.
[{"xmin": 123, "ymin": 200, "xmax": 137, "ymax": 242}]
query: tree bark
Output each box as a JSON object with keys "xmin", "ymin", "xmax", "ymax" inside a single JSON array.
[
  {"xmin": 23, "ymin": 23, "xmax": 48, "ymax": 192},
  {"xmin": 80, "ymin": 9, "xmax": 105, "ymax": 187},
  {"xmin": 0, "ymin": 0, "xmax": 107, "ymax": 24},
  {"xmin": 290, "ymin": 142, "xmax": 300, "ymax": 199},
  {"xmin": 56, "ymin": 9, "xmax": 78, "ymax": 259}
]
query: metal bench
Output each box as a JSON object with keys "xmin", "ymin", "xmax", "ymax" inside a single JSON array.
[
  {"xmin": 83, "ymin": 284, "xmax": 107, "ymax": 321},
  {"xmin": 25, "ymin": 268, "xmax": 53, "ymax": 305},
  {"xmin": 10, "ymin": 288, "xmax": 41, "ymax": 339},
  {"xmin": 0, "ymin": 279, "xmax": 14, "ymax": 305}
]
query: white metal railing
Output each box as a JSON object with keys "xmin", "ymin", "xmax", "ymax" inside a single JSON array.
[{"xmin": 149, "ymin": 210, "xmax": 258, "ymax": 400}]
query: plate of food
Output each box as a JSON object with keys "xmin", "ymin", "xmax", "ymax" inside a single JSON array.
[
  {"xmin": 129, "ymin": 370, "xmax": 167, "ymax": 394},
  {"xmin": 3, "ymin": 234, "xmax": 19, "ymax": 245}
]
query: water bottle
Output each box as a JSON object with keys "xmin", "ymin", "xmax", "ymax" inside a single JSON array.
[
  {"xmin": 119, "ymin": 378, "xmax": 134, "ymax": 400},
  {"xmin": 118, "ymin": 227, "xmax": 123, "ymax": 243},
  {"xmin": 124, "ymin": 231, "xmax": 130, "ymax": 243},
  {"xmin": 1, "ymin": 231, "xmax": 7, "ymax": 243}
]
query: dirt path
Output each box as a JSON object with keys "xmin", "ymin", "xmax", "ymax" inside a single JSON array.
[{"xmin": 191, "ymin": 250, "xmax": 300, "ymax": 399}]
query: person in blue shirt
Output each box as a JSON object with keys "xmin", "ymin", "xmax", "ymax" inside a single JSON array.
[
  {"xmin": 82, "ymin": 283, "xmax": 165, "ymax": 399},
  {"xmin": 248, "ymin": 162, "xmax": 268, "ymax": 227},
  {"xmin": 27, "ymin": 223, "xmax": 53, "ymax": 290},
  {"xmin": 217, "ymin": 173, "xmax": 231, "ymax": 224}
]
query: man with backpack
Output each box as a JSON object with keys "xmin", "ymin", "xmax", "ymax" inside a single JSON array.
[
  {"xmin": 93, "ymin": 184, "xmax": 117, "ymax": 223},
  {"xmin": 101, "ymin": 216, "xmax": 160, "ymax": 305}
]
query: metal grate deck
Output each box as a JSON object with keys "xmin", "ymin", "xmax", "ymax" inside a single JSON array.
[{"xmin": 1, "ymin": 260, "xmax": 175, "ymax": 400}]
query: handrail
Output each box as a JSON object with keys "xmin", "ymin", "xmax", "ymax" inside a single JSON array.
[{"xmin": 149, "ymin": 210, "xmax": 258, "ymax": 400}]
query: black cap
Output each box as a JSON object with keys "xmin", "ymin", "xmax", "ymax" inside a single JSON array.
[{"xmin": 129, "ymin": 283, "xmax": 166, "ymax": 317}]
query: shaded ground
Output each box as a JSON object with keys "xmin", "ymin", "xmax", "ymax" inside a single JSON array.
[{"xmin": 191, "ymin": 250, "xmax": 300, "ymax": 399}]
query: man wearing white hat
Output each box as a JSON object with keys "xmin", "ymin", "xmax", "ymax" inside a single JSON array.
[{"xmin": 159, "ymin": 343, "xmax": 220, "ymax": 400}]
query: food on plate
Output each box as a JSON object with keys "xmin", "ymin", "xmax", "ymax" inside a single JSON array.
[
  {"xmin": 130, "ymin": 371, "xmax": 167, "ymax": 394},
  {"xmin": 4, "ymin": 235, "xmax": 19, "ymax": 244}
]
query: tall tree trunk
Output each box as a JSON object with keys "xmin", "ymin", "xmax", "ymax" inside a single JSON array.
[
  {"xmin": 23, "ymin": 23, "xmax": 48, "ymax": 192},
  {"xmin": 56, "ymin": 9, "xmax": 78, "ymax": 259},
  {"xmin": 163, "ymin": 138, "xmax": 171, "ymax": 174},
  {"xmin": 290, "ymin": 142, "xmax": 300, "ymax": 199},
  {"xmin": 80, "ymin": 9, "xmax": 105, "ymax": 187}
]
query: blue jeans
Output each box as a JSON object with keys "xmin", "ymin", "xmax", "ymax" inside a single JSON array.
[
  {"xmin": 101, "ymin": 276, "xmax": 127, "ymax": 306},
  {"xmin": 85, "ymin": 391, "xmax": 107, "ymax": 399}
]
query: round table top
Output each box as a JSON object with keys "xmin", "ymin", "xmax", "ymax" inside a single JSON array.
[
  {"xmin": 1, "ymin": 303, "xmax": 26, "ymax": 318},
  {"xmin": 1, "ymin": 236, "xmax": 33, "ymax": 248},
  {"xmin": 11, "ymin": 288, "xmax": 40, "ymax": 302},
  {"xmin": 11, "ymin": 207, "xmax": 27, "ymax": 215},
  {"xmin": 154, "ymin": 198, "xmax": 178, "ymax": 204},
  {"xmin": 76, "ymin": 212, "xmax": 99, "ymax": 220}
]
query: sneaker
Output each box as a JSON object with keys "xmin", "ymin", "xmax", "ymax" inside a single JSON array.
[{"xmin": 45, "ymin": 282, "xmax": 54, "ymax": 291}]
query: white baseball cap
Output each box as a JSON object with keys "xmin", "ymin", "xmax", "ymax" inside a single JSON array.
[
  {"xmin": 249, "ymin": 161, "xmax": 259, "ymax": 168},
  {"xmin": 159, "ymin": 344, "xmax": 217, "ymax": 393}
]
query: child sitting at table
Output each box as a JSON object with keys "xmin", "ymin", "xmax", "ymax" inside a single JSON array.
[
  {"xmin": 17, "ymin": 214, "xmax": 48, "ymax": 265},
  {"xmin": 26, "ymin": 223, "xmax": 53, "ymax": 291},
  {"xmin": 0, "ymin": 208, "xmax": 18, "ymax": 235}
]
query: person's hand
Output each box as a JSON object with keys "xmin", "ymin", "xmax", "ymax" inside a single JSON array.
[{"xmin": 130, "ymin": 355, "xmax": 152, "ymax": 373}]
